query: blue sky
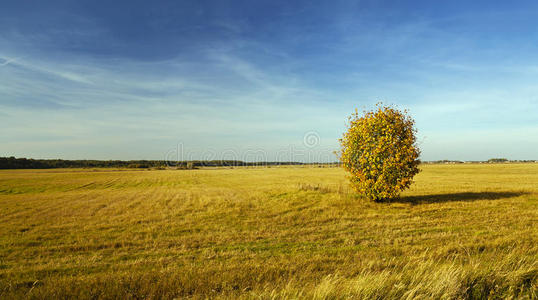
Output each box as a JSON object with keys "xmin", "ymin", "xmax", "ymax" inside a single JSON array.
[{"xmin": 1, "ymin": 0, "xmax": 537, "ymax": 161}]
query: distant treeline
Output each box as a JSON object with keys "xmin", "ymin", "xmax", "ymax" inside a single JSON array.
[
  {"xmin": 2, "ymin": 157, "xmax": 536, "ymax": 170},
  {"xmin": 423, "ymin": 158, "xmax": 537, "ymax": 164},
  {"xmin": 0, "ymin": 157, "xmax": 340, "ymax": 169}
]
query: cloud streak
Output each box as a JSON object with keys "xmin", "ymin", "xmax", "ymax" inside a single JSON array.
[{"xmin": 0, "ymin": 56, "xmax": 19, "ymax": 66}]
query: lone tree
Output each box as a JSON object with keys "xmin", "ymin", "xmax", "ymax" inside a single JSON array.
[{"xmin": 339, "ymin": 103, "xmax": 420, "ymax": 201}]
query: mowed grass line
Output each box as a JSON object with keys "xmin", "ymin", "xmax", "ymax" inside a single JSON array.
[{"xmin": 0, "ymin": 164, "xmax": 536, "ymax": 299}]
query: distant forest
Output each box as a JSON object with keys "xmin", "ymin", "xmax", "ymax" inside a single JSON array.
[
  {"xmin": 1, "ymin": 157, "xmax": 535, "ymax": 170},
  {"xmin": 0, "ymin": 157, "xmax": 338, "ymax": 169}
]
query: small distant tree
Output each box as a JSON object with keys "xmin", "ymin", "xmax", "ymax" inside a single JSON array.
[
  {"xmin": 339, "ymin": 103, "xmax": 421, "ymax": 201},
  {"xmin": 487, "ymin": 158, "xmax": 508, "ymax": 163}
]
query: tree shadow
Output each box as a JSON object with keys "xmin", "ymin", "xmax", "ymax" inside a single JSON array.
[{"xmin": 393, "ymin": 191, "xmax": 526, "ymax": 204}]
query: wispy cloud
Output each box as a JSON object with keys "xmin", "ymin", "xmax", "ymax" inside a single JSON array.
[{"xmin": 0, "ymin": 56, "xmax": 19, "ymax": 66}]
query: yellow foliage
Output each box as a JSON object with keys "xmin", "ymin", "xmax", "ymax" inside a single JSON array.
[{"xmin": 339, "ymin": 103, "xmax": 421, "ymax": 201}]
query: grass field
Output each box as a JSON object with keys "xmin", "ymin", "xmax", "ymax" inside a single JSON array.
[{"xmin": 0, "ymin": 164, "xmax": 537, "ymax": 299}]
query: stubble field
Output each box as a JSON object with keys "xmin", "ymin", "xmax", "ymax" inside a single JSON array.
[{"xmin": 0, "ymin": 163, "xmax": 537, "ymax": 299}]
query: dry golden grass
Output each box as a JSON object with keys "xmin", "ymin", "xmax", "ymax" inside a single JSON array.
[{"xmin": 0, "ymin": 164, "xmax": 537, "ymax": 299}]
